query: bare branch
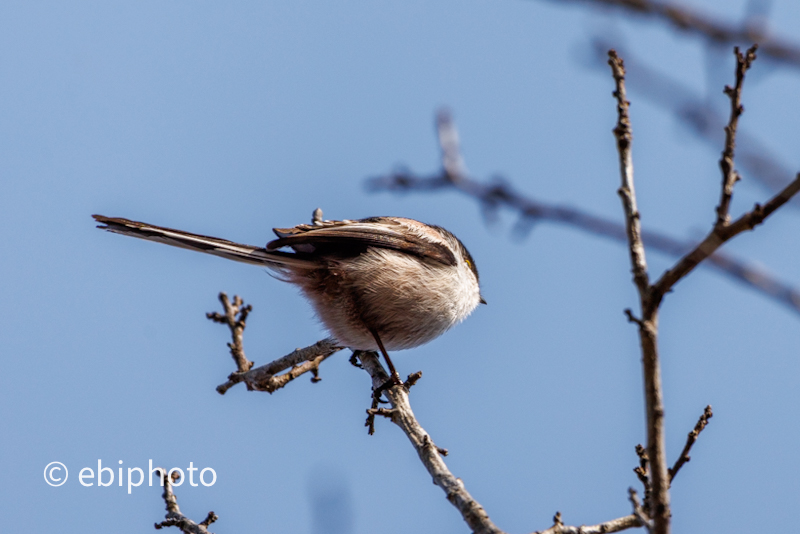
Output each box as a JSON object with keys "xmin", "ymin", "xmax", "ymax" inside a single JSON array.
[
  {"xmin": 358, "ymin": 350, "xmax": 644, "ymax": 534},
  {"xmin": 437, "ymin": 109, "xmax": 469, "ymax": 182},
  {"xmin": 585, "ymin": 37, "xmax": 799, "ymax": 207},
  {"xmin": 531, "ymin": 513, "xmax": 643, "ymax": 534},
  {"xmin": 544, "ymin": 0, "xmax": 800, "ymax": 69},
  {"xmin": 669, "ymin": 405, "xmax": 713, "ymax": 483},
  {"xmin": 609, "ymin": 50, "xmax": 650, "ymax": 295},
  {"xmin": 207, "ymin": 292, "xmax": 343, "ymax": 394},
  {"xmin": 154, "ymin": 469, "xmax": 218, "ymax": 534},
  {"xmin": 628, "ymin": 488, "xmax": 653, "ymax": 533},
  {"xmin": 356, "ymin": 350, "xmax": 505, "ymax": 534},
  {"xmin": 216, "ymin": 338, "xmax": 343, "ymax": 394},
  {"xmin": 206, "ymin": 292, "xmax": 254, "ymax": 374},
  {"xmin": 619, "ymin": 48, "xmax": 787, "ymax": 315},
  {"xmin": 716, "ymin": 45, "xmax": 758, "ymax": 228},
  {"xmin": 650, "ymin": 173, "xmax": 800, "ymax": 313},
  {"xmin": 608, "ymin": 50, "xmax": 670, "ymax": 534}
]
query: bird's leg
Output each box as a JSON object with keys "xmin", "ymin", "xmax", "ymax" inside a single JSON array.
[{"xmin": 370, "ymin": 329, "xmax": 403, "ymax": 386}]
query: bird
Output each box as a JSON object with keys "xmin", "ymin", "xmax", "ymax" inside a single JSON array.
[{"xmin": 93, "ymin": 209, "xmax": 485, "ymax": 383}]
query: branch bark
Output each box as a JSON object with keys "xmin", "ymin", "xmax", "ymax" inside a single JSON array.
[
  {"xmin": 206, "ymin": 292, "xmax": 254, "ymax": 374},
  {"xmin": 216, "ymin": 337, "xmax": 342, "ymax": 394},
  {"xmin": 610, "ymin": 50, "xmax": 650, "ymax": 295},
  {"xmin": 531, "ymin": 513, "xmax": 642, "ymax": 534}
]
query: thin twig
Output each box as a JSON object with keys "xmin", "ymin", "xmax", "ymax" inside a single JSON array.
[
  {"xmin": 585, "ymin": 37, "xmax": 799, "ymax": 207},
  {"xmin": 206, "ymin": 292, "xmax": 254, "ymax": 374},
  {"xmin": 154, "ymin": 469, "xmax": 218, "ymax": 534},
  {"xmin": 531, "ymin": 513, "xmax": 642, "ymax": 534},
  {"xmin": 669, "ymin": 405, "xmax": 713, "ymax": 483},
  {"xmin": 544, "ymin": 0, "xmax": 800, "ymax": 69},
  {"xmin": 608, "ymin": 50, "xmax": 670, "ymax": 534},
  {"xmin": 716, "ymin": 45, "xmax": 758, "ymax": 228},
  {"xmin": 609, "ymin": 50, "xmax": 650, "ymax": 295}
]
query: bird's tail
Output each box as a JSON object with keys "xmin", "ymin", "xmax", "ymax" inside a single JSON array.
[{"xmin": 92, "ymin": 215, "xmax": 316, "ymax": 270}]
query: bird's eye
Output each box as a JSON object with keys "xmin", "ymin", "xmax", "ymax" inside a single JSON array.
[{"xmin": 464, "ymin": 258, "xmax": 472, "ymax": 268}]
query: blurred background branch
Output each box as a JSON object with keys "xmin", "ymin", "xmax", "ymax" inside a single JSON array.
[{"xmin": 543, "ymin": 0, "xmax": 800, "ymax": 69}]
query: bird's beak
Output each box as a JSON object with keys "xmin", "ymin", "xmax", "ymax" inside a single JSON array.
[{"xmin": 479, "ymin": 296, "xmax": 487, "ymax": 305}]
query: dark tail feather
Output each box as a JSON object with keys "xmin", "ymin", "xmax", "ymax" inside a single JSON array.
[{"xmin": 92, "ymin": 215, "xmax": 315, "ymax": 269}]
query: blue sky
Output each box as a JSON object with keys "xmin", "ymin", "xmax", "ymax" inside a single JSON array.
[{"xmin": 1, "ymin": 1, "xmax": 798, "ymax": 532}]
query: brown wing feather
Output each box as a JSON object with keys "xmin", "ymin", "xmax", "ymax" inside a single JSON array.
[{"xmin": 267, "ymin": 219, "xmax": 457, "ymax": 266}]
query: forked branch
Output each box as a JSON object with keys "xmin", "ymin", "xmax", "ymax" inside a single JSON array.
[
  {"xmin": 607, "ymin": 43, "xmax": 799, "ymax": 534},
  {"xmin": 154, "ymin": 469, "xmax": 218, "ymax": 534},
  {"xmin": 206, "ymin": 292, "xmax": 254, "ymax": 374},
  {"xmin": 208, "ymin": 293, "xmax": 343, "ymax": 394}
]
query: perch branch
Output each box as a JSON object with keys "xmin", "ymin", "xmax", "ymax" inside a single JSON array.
[
  {"xmin": 215, "ymin": 338, "xmax": 343, "ymax": 394},
  {"xmin": 154, "ymin": 469, "xmax": 218, "ymax": 534},
  {"xmin": 546, "ymin": 0, "xmax": 800, "ymax": 69},
  {"xmin": 207, "ymin": 293, "xmax": 343, "ymax": 394},
  {"xmin": 358, "ymin": 351, "xmax": 643, "ymax": 534},
  {"xmin": 609, "ymin": 50, "xmax": 670, "ymax": 534},
  {"xmin": 669, "ymin": 405, "xmax": 713, "ymax": 483},
  {"xmin": 355, "ymin": 350, "xmax": 504, "ymax": 534}
]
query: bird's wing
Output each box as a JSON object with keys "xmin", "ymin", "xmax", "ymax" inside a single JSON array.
[{"xmin": 268, "ymin": 217, "xmax": 457, "ymax": 266}]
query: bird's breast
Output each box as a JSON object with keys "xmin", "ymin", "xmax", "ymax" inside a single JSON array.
[{"xmin": 296, "ymin": 248, "xmax": 480, "ymax": 351}]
